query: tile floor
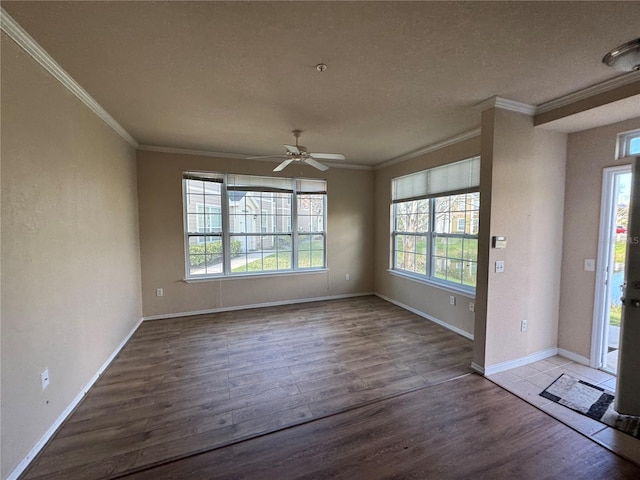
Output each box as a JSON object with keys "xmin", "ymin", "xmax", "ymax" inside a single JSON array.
[{"xmin": 488, "ymin": 355, "xmax": 640, "ymax": 466}]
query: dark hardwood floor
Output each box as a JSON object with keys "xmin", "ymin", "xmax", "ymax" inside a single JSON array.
[
  {"xmin": 22, "ymin": 295, "xmax": 640, "ymax": 479},
  {"xmin": 23, "ymin": 296, "xmax": 474, "ymax": 479},
  {"xmin": 122, "ymin": 374, "xmax": 640, "ymax": 480}
]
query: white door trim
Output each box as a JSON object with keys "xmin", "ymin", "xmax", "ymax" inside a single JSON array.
[{"xmin": 591, "ymin": 164, "xmax": 631, "ymax": 369}]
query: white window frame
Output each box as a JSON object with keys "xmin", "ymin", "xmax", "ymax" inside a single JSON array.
[{"xmin": 183, "ymin": 173, "xmax": 327, "ymax": 279}]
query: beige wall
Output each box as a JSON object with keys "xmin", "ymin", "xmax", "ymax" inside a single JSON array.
[
  {"xmin": 137, "ymin": 151, "xmax": 374, "ymax": 317},
  {"xmin": 374, "ymin": 137, "xmax": 481, "ymax": 337},
  {"xmin": 1, "ymin": 34, "xmax": 142, "ymax": 478},
  {"xmin": 558, "ymin": 117, "xmax": 640, "ymax": 359},
  {"xmin": 474, "ymin": 108, "xmax": 567, "ymax": 369}
]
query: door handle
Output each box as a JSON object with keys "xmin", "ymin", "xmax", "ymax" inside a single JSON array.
[{"xmin": 621, "ymin": 297, "xmax": 640, "ymax": 308}]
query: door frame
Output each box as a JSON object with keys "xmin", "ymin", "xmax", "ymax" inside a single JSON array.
[{"xmin": 591, "ymin": 164, "xmax": 631, "ymax": 370}]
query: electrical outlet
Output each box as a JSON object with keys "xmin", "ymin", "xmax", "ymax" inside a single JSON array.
[
  {"xmin": 521, "ymin": 319, "xmax": 528, "ymax": 332},
  {"xmin": 156, "ymin": 288, "xmax": 163, "ymax": 297},
  {"xmin": 41, "ymin": 369, "xmax": 50, "ymax": 390},
  {"xmin": 495, "ymin": 260, "xmax": 505, "ymax": 273},
  {"xmin": 449, "ymin": 295, "xmax": 456, "ymax": 306},
  {"xmin": 469, "ymin": 302, "xmax": 475, "ymax": 312},
  {"xmin": 345, "ymin": 273, "xmax": 350, "ymax": 281}
]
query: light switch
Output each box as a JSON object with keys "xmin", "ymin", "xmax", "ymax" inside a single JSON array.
[
  {"xmin": 495, "ymin": 260, "xmax": 505, "ymax": 273},
  {"xmin": 584, "ymin": 259, "xmax": 595, "ymax": 272}
]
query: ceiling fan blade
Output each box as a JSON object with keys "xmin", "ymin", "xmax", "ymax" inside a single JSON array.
[
  {"xmin": 284, "ymin": 144, "xmax": 300, "ymax": 155},
  {"xmin": 304, "ymin": 157, "xmax": 329, "ymax": 171},
  {"xmin": 273, "ymin": 159, "xmax": 295, "ymax": 172},
  {"xmin": 309, "ymin": 152, "xmax": 346, "ymax": 161},
  {"xmin": 247, "ymin": 154, "xmax": 289, "ymax": 160}
]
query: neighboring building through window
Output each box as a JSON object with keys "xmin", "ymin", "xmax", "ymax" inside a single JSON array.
[
  {"xmin": 183, "ymin": 173, "xmax": 326, "ymax": 278},
  {"xmin": 391, "ymin": 156, "xmax": 480, "ymax": 291}
]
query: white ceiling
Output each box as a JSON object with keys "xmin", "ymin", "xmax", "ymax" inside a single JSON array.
[{"xmin": 3, "ymin": 1, "xmax": 640, "ymax": 167}]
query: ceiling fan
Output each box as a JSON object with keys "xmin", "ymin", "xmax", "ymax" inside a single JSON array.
[{"xmin": 248, "ymin": 130, "xmax": 345, "ymax": 172}]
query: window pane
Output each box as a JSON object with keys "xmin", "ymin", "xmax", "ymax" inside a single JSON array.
[
  {"xmin": 452, "ymin": 194, "xmax": 466, "ymax": 212},
  {"xmin": 298, "ymin": 234, "xmax": 324, "ymax": 269},
  {"xmin": 447, "ymin": 259, "xmax": 462, "ymax": 283},
  {"xmin": 434, "ymin": 257, "xmax": 446, "ymax": 280},
  {"xmin": 396, "ymin": 214, "xmax": 408, "ymax": 232},
  {"xmin": 462, "ymin": 238, "xmax": 478, "ymax": 261},
  {"xmin": 395, "ymin": 249, "xmax": 405, "ymax": 270},
  {"xmin": 188, "ymin": 236, "xmax": 222, "ymax": 276},
  {"xmin": 463, "ymin": 262, "xmax": 477, "ymax": 287},
  {"xmin": 415, "ymin": 253, "xmax": 427, "ymax": 275},
  {"xmin": 447, "ymin": 237, "xmax": 463, "ymax": 259},
  {"xmin": 278, "ymin": 235, "xmax": 292, "ymax": 252},
  {"xmin": 186, "ymin": 194, "xmax": 201, "ymax": 213},
  {"xmin": 298, "ymin": 194, "xmax": 325, "ymax": 234},
  {"xmin": 230, "ymin": 235, "xmax": 249, "ymax": 272},
  {"xmin": 278, "ymin": 234, "xmax": 293, "ymax": 270},
  {"xmin": 466, "ymin": 210, "xmax": 479, "ymax": 234},
  {"xmin": 395, "ymin": 200, "xmax": 429, "ymax": 233},
  {"xmin": 261, "ymin": 235, "xmax": 278, "ymax": 271},
  {"xmin": 228, "ymin": 213, "xmax": 242, "ymax": 233},
  {"xmin": 434, "ymin": 236, "xmax": 446, "ymax": 257},
  {"xmin": 298, "ymin": 251, "xmax": 312, "ymax": 269},
  {"xmin": 416, "ymin": 235, "xmax": 427, "ymax": 255},
  {"xmin": 395, "ymin": 234, "xmax": 426, "ymax": 274},
  {"xmin": 436, "ymin": 210, "xmax": 451, "ymax": 233}
]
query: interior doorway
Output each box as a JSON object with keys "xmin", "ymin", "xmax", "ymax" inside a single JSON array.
[{"xmin": 593, "ymin": 165, "xmax": 631, "ymax": 375}]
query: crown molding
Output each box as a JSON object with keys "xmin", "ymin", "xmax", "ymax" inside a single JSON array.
[
  {"xmin": 0, "ymin": 7, "xmax": 138, "ymax": 148},
  {"xmin": 474, "ymin": 96, "xmax": 536, "ymax": 115},
  {"xmin": 138, "ymin": 145, "xmax": 373, "ymax": 170},
  {"xmin": 536, "ymin": 71, "xmax": 640, "ymax": 114},
  {"xmin": 375, "ymin": 128, "xmax": 481, "ymax": 170}
]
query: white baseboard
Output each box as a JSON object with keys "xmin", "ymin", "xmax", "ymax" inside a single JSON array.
[
  {"xmin": 374, "ymin": 293, "xmax": 474, "ymax": 340},
  {"xmin": 142, "ymin": 292, "xmax": 375, "ymax": 321},
  {"xmin": 557, "ymin": 348, "xmax": 591, "ymax": 366},
  {"xmin": 482, "ymin": 347, "xmax": 559, "ymax": 376},
  {"xmin": 7, "ymin": 317, "xmax": 143, "ymax": 480}
]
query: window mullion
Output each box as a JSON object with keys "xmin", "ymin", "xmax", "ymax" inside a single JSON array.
[
  {"xmin": 183, "ymin": 179, "xmax": 191, "ymax": 278},
  {"xmin": 322, "ymin": 194, "xmax": 327, "ymax": 268},
  {"xmin": 292, "ymin": 186, "xmax": 299, "ymax": 270},
  {"xmin": 222, "ymin": 174, "xmax": 231, "ymax": 274},
  {"xmin": 429, "ymin": 197, "xmax": 435, "ymax": 281}
]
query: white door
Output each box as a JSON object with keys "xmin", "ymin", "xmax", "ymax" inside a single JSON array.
[{"xmin": 617, "ymin": 155, "xmax": 640, "ymax": 415}]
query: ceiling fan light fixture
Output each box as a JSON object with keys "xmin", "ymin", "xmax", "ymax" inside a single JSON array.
[
  {"xmin": 250, "ymin": 130, "xmax": 344, "ymax": 172},
  {"xmin": 603, "ymin": 38, "xmax": 640, "ymax": 72}
]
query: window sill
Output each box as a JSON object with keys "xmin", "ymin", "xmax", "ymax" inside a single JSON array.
[
  {"xmin": 386, "ymin": 269, "xmax": 476, "ymax": 299},
  {"xmin": 183, "ymin": 268, "xmax": 328, "ymax": 283}
]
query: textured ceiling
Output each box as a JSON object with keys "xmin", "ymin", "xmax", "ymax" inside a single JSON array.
[{"xmin": 3, "ymin": 1, "xmax": 640, "ymax": 166}]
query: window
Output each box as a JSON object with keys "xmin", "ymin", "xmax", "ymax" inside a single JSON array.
[
  {"xmin": 391, "ymin": 156, "xmax": 480, "ymax": 291},
  {"xmin": 617, "ymin": 129, "xmax": 640, "ymax": 159},
  {"xmin": 197, "ymin": 205, "xmax": 222, "ymax": 233},
  {"xmin": 184, "ymin": 173, "xmax": 224, "ymax": 276},
  {"xmin": 184, "ymin": 173, "xmax": 326, "ymax": 278}
]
